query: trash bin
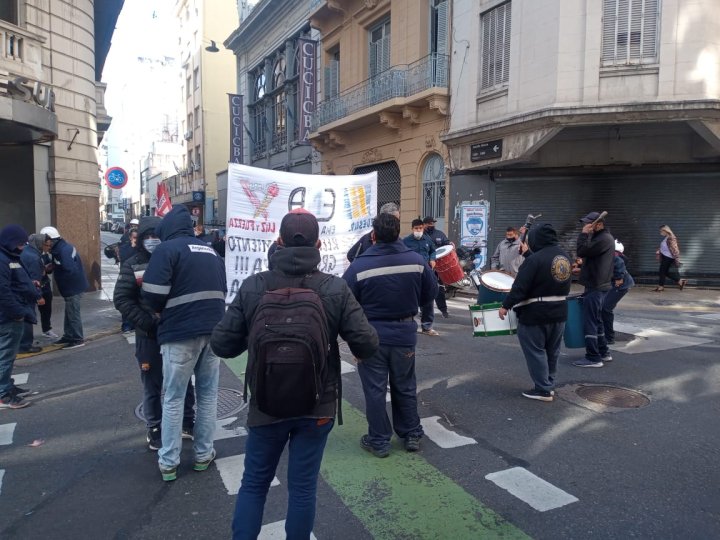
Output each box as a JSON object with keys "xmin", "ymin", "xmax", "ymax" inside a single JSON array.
[{"xmin": 563, "ymin": 294, "xmax": 585, "ymax": 348}]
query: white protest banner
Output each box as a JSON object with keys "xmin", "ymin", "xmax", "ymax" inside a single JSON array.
[{"xmin": 225, "ymin": 163, "xmax": 377, "ymax": 303}]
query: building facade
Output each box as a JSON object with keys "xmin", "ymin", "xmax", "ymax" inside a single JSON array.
[
  {"xmin": 172, "ymin": 0, "xmax": 237, "ymax": 227},
  {"xmin": 0, "ymin": 0, "xmax": 123, "ymax": 291},
  {"xmin": 309, "ymin": 0, "xmax": 452, "ymax": 232},
  {"xmin": 443, "ymin": 0, "xmax": 720, "ymax": 283}
]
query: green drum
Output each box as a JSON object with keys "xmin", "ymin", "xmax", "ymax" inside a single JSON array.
[{"xmin": 469, "ymin": 302, "xmax": 517, "ymax": 337}]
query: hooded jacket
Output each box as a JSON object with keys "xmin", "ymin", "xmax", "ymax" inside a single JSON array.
[
  {"xmin": 113, "ymin": 217, "xmax": 162, "ymax": 337},
  {"xmin": 502, "ymin": 224, "xmax": 572, "ymax": 325},
  {"xmin": 577, "ymin": 226, "xmax": 614, "ymax": 291},
  {"xmin": 20, "ymin": 236, "xmax": 49, "ymax": 290},
  {"xmin": 211, "ymin": 245, "xmax": 378, "ymax": 427},
  {"xmin": 48, "ymin": 236, "xmax": 89, "ymax": 297},
  {"xmin": 343, "ymin": 240, "xmax": 438, "ymax": 347},
  {"xmin": 141, "ymin": 206, "xmax": 226, "ymax": 344},
  {"xmin": 0, "ymin": 225, "xmax": 40, "ymax": 324}
]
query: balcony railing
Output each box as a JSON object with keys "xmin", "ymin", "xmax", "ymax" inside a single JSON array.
[
  {"xmin": 0, "ymin": 21, "xmax": 44, "ymax": 80},
  {"xmin": 313, "ymin": 53, "xmax": 449, "ymax": 130}
]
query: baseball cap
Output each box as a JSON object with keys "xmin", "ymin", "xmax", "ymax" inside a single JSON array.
[
  {"xmin": 579, "ymin": 211, "xmax": 602, "ymax": 224},
  {"xmin": 422, "ymin": 216, "xmax": 437, "ymax": 224},
  {"xmin": 279, "ymin": 209, "xmax": 319, "ymax": 247}
]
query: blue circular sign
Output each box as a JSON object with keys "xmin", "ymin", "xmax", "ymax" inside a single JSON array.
[{"xmin": 105, "ymin": 166, "xmax": 128, "ymax": 189}]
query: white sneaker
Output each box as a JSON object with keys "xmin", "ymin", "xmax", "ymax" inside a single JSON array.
[{"xmin": 42, "ymin": 330, "xmax": 59, "ymax": 339}]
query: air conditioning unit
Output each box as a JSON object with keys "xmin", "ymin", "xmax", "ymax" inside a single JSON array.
[
  {"xmin": 184, "ymin": 130, "xmax": 193, "ymax": 140},
  {"xmin": 193, "ymin": 162, "xmax": 201, "ymax": 171}
]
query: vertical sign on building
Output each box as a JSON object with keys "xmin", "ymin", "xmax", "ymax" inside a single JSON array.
[
  {"xmin": 229, "ymin": 94, "xmax": 244, "ymax": 163},
  {"xmin": 298, "ymin": 38, "xmax": 317, "ymax": 145}
]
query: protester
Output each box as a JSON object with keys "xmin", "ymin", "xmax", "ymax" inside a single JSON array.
[
  {"xmin": 572, "ymin": 212, "xmax": 614, "ymax": 368},
  {"xmin": 113, "ymin": 216, "xmax": 196, "ymax": 451},
  {"xmin": 1, "ymin": 224, "xmax": 41, "ymax": 409},
  {"xmin": 346, "ymin": 202, "xmax": 400, "ymax": 262},
  {"xmin": 141, "ymin": 206, "xmax": 226, "ymax": 482},
  {"xmin": 602, "ymin": 240, "xmax": 635, "ymax": 345},
  {"xmin": 499, "ymin": 224, "xmax": 572, "ymax": 401},
  {"xmin": 40, "ymin": 226, "xmax": 88, "ymax": 349},
  {"xmin": 18, "ymin": 233, "xmax": 51, "ymax": 353},
  {"xmin": 118, "ymin": 227, "xmax": 139, "ymax": 333},
  {"xmin": 344, "ymin": 212, "xmax": 437, "ymax": 457},
  {"xmin": 423, "ymin": 216, "xmax": 451, "ymax": 318},
  {"xmin": 654, "ymin": 225, "xmax": 687, "ymax": 292},
  {"xmin": 490, "ymin": 227, "xmax": 525, "ymax": 277},
  {"xmin": 403, "ymin": 218, "xmax": 439, "ymax": 336},
  {"xmin": 211, "ymin": 209, "xmax": 378, "ymax": 539}
]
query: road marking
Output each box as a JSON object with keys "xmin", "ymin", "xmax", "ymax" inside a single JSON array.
[
  {"xmin": 612, "ymin": 323, "xmax": 712, "ymax": 354},
  {"xmin": 321, "ymin": 402, "xmax": 529, "ymax": 539},
  {"xmin": 214, "ymin": 417, "xmax": 247, "ymax": 441},
  {"xmin": 340, "ymin": 360, "xmax": 356, "ymax": 374},
  {"xmin": 124, "ymin": 333, "xmax": 136, "ymax": 345},
  {"xmin": 485, "ymin": 467, "xmax": 578, "ymax": 512},
  {"xmin": 216, "ymin": 453, "xmax": 280, "ymax": 496},
  {"xmin": 259, "ymin": 521, "xmax": 316, "ymax": 539},
  {"xmin": 0, "ymin": 470, "xmax": 4, "ymax": 495},
  {"xmin": 421, "ymin": 416, "xmax": 477, "ymax": 448},
  {"xmin": 12, "ymin": 373, "xmax": 29, "ymax": 385},
  {"xmin": 0, "ymin": 423, "xmax": 17, "ymax": 446}
]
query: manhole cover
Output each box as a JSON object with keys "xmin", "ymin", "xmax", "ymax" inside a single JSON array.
[
  {"xmin": 134, "ymin": 387, "xmax": 247, "ymax": 422},
  {"xmin": 576, "ymin": 385, "xmax": 650, "ymax": 409}
]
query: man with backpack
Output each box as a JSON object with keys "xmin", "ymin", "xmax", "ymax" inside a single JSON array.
[
  {"xmin": 343, "ymin": 212, "xmax": 438, "ymax": 457},
  {"xmin": 211, "ymin": 208, "xmax": 378, "ymax": 539}
]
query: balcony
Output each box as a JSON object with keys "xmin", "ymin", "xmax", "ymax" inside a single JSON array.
[
  {"xmin": 312, "ymin": 53, "xmax": 449, "ymax": 134},
  {"xmin": 0, "ymin": 20, "xmax": 45, "ymax": 81}
]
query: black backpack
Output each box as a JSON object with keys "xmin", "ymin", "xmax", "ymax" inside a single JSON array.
[{"xmin": 246, "ymin": 272, "xmax": 332, "ymax": 419}]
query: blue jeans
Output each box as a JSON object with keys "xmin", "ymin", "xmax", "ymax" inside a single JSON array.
[
  {"xmin": 158, "ymin": 336, "xmax": 219, "ymax": 469},
  {"xmin": 357, "ymin": 344, "xmax": 423, "ymax": 451},
  {"xmin": 0, "ymin": 320, "xmax": 24, "ymax": 397},
  {"xmin": 601, "ymin": 287, "xmax": 628, "ymax": 342},
  {"xmin": 420, "ymin": 299, "xmax": 434, "ymax": 330},
  {"xmin": 63, "ymin": 294, "xmax": 84, "ymax": 341},
  {"xmin": 582, "ymin": 289, "xmax": 609, "ymax": 362},
  {"xmin": 20, "ymin": 320, "xmax": 35, "ymax": 351},
  {"xmin": 233, "ymin": 418, "xmax": 334, "ymax": 539},
  {"xmin": 517, "ymin": 321, "xmax": 565, "ymax": 393}
]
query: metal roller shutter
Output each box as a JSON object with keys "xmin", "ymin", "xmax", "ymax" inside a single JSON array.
[{"xmin": 492, "ymin": 172, "xmax": 719, "ymax": 283}]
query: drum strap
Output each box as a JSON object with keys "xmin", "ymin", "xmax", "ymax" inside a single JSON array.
[{"xmin": 513, "ymin": 295, "xmax": 567, "ymax": 308}]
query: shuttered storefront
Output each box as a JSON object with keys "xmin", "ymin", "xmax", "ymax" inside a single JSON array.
[
  {"xmin": 353, "ymin": 161, "xmax": 401, "ymax": 213},
  {"xmin": 491, "ymin": 171, "xmax": 719, "ymax": 283}
]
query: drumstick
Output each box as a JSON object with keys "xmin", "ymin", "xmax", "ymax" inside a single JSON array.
[{"xmin": 591, "ymin": 211, "xmax": 608, "ymax": 226}]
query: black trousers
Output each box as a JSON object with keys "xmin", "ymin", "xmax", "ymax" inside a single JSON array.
[{"xmin": 658, "ymin": 255, "xmax": 682, "ymax": 287}]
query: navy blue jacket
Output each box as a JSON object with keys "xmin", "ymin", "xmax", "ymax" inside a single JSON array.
[
  {"xmin": 577, "ymin": 227, "xmax": 614, "ymax": 291},
  {"xmin": 141, "ymin": 206, "xmax": 227, "ymax": 344},
  {"xmin": 48, "ymin": 238, "xmax": 88, "ymax": 297},
  {"xmin": 613, "ymin": 253, "xmax": 635, "ymax": 291},
  {"xmin": 343, "ymin": 240, "xmax": 438, "ymax": 347},
  {"xmin": 346, "ymin": 231, "xmax": 373, "ymax": 262},
  {"xmin": 402, "ymin": 233, "xmax": 437, "ymax": 263},
  {"xmin": 20, "ymin": 244, "xmax": 45, "ymax": 284},
  {"xmin": 0, "ymin": 234, "xmax": 40, "ymax": 325},
  {"xmin": 425, "ymin": 227, "xmax": 450, "ymax": 248}
]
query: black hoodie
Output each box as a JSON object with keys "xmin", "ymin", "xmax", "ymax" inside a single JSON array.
[{"xmin": 502, "ymin": 224, "xmax": 572, "ymax": 325}]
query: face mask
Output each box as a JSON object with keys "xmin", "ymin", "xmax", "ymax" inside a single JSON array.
[
  {"xmin": 143, "ymin": 238, "xmax": 161, "ymax": 253},
  {"xmin": 425, "ymin": 226, "xmax": 435, "ymax": 233},
  {"xmin": 506, "ymin": 237, "xmax": 516, "ymax": 243},
  {"xmin": 413, "ymin": 231, "xmax": 424, "ymax": 239}
]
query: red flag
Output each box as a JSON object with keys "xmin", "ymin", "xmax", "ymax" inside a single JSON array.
[{"xmin": 156, "ymin": 182, "xmax": 172, "ymax": 217}]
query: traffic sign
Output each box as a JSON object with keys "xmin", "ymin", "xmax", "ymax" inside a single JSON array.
[
  {"xmin": 470, "ymin": 139, "xmax": 503, "ymax": 162},
  {"xmin": 105, "ymin": 166, "xmax": 129, "ymax": 189}
]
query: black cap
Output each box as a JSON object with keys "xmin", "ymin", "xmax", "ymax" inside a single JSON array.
[
  {"xmin": 580, "ymin": 211, "xmax": 602, "ymax": 224},
  {"xmin": 279, "ymin": 209, "xmax": 319, "ymax": 247},
  {"xmin": 422, "ymin": 216, "xmax": 437, "ymax": 224}
]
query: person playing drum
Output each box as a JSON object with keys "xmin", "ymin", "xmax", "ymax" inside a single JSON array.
[
  {"xmin": 423, "ymin": 216, "xmax": 451, "ymax": 318},
  {"xmin": 498, "ymin": 223, "xmax": 572, "ymax": 402},
  {"xmin": 490, "ymin": 227, "xmax": 526, "ymax": 277},
  {"xmin": 403, "ymin": 219, "xmax": 440, "ymax": 336}
]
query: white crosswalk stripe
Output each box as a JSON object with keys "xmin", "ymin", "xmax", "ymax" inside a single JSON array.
[
  {"xmin": 214, "ymin": 417, "xmax": 247, "ymax": 441},
  {"xmin": 0, "ymin": 470, "xmax": 4, "ymax": 496},
  {"xmin": 216, "ymin": 454, "xmax": 280, "ymax": 496},
  {"xmin": 259, "ymin": 521, "xmax": 317, "ymax": 539},
  {"xmin": 0, "ymin": 423, "xmax": 17, "ymax": 446},
  {"xmin": 12, "ymin": 373, "xmax": 29, "ymax": 385},
  {"xmin": 485, "ymin": 467, "xmax": 578, "ymax": 511},
  {"xmin": 421, "ymin": 416, "xmax": 477, "ymax": 448},
  {"xmin": 340, "ymin": 360, "xmax": 356, "ymax": 374}
]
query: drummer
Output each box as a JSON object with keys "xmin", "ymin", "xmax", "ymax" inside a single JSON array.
[
  {"xmin": 423, "ymin": 216, "xmax": 451, "ymax": 318},
  {"xmin": 490, "ymin": 227, "xmax": 526, "ymax": 277},
  {"xmin": 403, "ymin": 219, "xmax": 440, "ymax": 336},
  {"xmin": 498, "ymin": 223, "xmax": 572, "ymax": 402}
]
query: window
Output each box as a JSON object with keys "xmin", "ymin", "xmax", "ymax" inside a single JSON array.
[
  {"xmin": 186, "ymin": 76, "xmax": 191, "ymax": 98},
  {"xmin": 187, "ymin": 113, "xmax": 193, "ymax": 134},
  {"xmin": 273, "ymin": 56, "xmax": 286, "ymax": 90},
  {"xmin": 273, "ymin": 91, "xmax": 287, "ymax": 149},
  {"xmin": 602, "ymin": 0, "xmax": 659, "ymax": 65},
  {"xmin": 0, "ymin": 1, "xmax": 18, "ymax": 24},
  {"xmin": 194, "ymin": 106, "xmax": 200, "ymax": 128},
  {"xmin": 430, "ymin": 0, "xmax": 448, "ymax": 56},
  {"xmin": 325, "ymin": 48, "xmax": 340, "ymax": 99},
  {"xmin": 195, "ymin": 146, "xmax": 202, "ymax": 170},
  {"xmin": 255, "ymin": 72, "xmax": 266, "ymax": 100},
  {"xmin": 480, "ymin": 2, "xmax": 511, "ymax": 92},
  {"xmin": 193, "ymin": 67, "xmax": 200, "ymax": 89},
  {"xmin": 369, "ymin": 19, "xmax": 391, "ymax": 77},
  {"xmin": 422, "ymin": 154, "xmax": 446, "ymax": 220}
]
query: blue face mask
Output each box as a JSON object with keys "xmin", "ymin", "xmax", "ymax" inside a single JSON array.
[{"xmin": 143, "ymin": 238, "xmax": 161, "ymax": 253}]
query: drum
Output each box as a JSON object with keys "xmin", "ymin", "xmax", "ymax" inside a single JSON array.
[
  {"xmin": 469, "ymin": 302, "xmax": 517, "ymax": 337},
  {"xmin": 478, "ymin": 271, "xmax": 515, "ymax": 304},
  {"xmin": 434, "ymin": 245, "xmax": 465, "ymax": 285},
  {"xmin": 563, "ymin": 294, "xmax": 585, "ymax": 348}
]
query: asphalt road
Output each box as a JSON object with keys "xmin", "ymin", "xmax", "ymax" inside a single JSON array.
[{"xmin": 1, "ymin": 274, "xmax": 719, "ymax": 538}]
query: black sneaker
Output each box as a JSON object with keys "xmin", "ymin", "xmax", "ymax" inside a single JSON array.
[
  {"xmin": 360, "ymin": 435, "xmax": 390, "ymax": 458},
  {"xmin": 53, "ymin": 337, "xmax": 72, "ymax": 346},
  {"xmin": 63, "ymin": 340, "xmax": 85, "ymax": 350},
  {"xmin": 19, "ymin": 346, "xmax": 42, "ymax": 354},
  {"xmin": 521, "ymin": 389, "xmax": 554, "ymax": 402},
  {"xmin": 0, "ymin": 392, "xmax": 31, "ymax": 409},
  {"xmin": 147, "ymin": 427, "xmax": 161, "ymax": 451},
  {"xmin": 12, "ymin": 385, "xmax": 31, "ymax": 397},
  {"xmin": 404, "ymin": 434, "xmax": 421, "ymax": 452}
]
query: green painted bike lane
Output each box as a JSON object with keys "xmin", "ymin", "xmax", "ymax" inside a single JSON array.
[{"xmin": 223, "ymin": 354, "xmax": 529, "ymax": 539}]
